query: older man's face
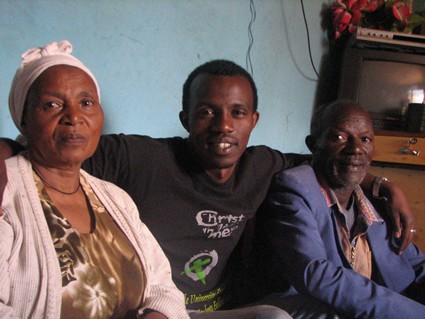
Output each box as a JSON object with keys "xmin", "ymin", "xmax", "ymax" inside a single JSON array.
[{"xmin": 314, "ymin": 107, "xmax": 375, "ymax": 190}]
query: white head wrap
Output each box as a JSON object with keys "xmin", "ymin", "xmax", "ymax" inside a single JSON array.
[{"xmin": 8, "ymin": 40, "xmax": 101, "ymax": 133}]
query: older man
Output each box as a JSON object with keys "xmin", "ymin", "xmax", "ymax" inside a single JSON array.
[{"xmin": 253, "ymin": 100, "xmax": 425, "ymax": 319}]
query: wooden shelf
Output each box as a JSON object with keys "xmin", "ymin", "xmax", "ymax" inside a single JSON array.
[
  {"xmin": 375, "ymin": 130, "xmax": 425, "ymax": 138},
  {"xmin": 372, "ymin": 134, "xmax": 425, "ymax": 168}
]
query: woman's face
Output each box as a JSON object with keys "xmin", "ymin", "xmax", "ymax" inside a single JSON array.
[{"xmin": 22, "ymin": 65, "xmax": 104, "ymax": 169}]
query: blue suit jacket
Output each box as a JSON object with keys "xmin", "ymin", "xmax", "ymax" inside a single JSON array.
[{"xmin": 260, "ymin": 165, "xmax": 425, "ymax": 319}]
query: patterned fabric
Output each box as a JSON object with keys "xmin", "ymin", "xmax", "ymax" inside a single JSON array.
[
  {"xmin": 320, "ymin": 185, "xmax": 382, "ymax": 279},
  {"xmin": 33, "ymin": 172, "xmax": 145, "ymax": 319}
]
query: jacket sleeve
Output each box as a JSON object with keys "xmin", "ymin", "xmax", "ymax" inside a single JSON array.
[
  {"xmin": 396, "ymin": 241, "xmax": 425, "ymax": 304},
  {"xmin": 407, "ymin": 244, "xmax": 425, "ymax": 284},
  {"xmin": 262, "ymin": 167, "xmax": 425, "ymax": 319}
]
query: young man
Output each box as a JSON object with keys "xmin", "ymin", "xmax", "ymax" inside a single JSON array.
[
  {"xmin": 80, "ymin": 60, "xmax": 299, "ymax": 318},
  {"xmin": 0, "ymin": 60, "xmax": 414, "ymax": 318},
  {"xmin": 254, "ymin": 100, "xmax": 425, "ymax": 318}
]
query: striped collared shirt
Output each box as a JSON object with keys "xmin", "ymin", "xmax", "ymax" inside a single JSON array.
[{"xmin": 320, "ymin": 185, "xmax": 382, "ymax": 279}]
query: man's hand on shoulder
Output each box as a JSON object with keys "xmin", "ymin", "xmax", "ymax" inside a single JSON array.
[
  {"xmin": 0, "ymin": 138, "xmax": 24, "ymax": 159},
  {"xmin": 380, "ymin": 179, "xmax": 415, "ymax": 254},
  {"xmin": 362, "ymin": 172, "xmax": 415, "ymax": 254},
  {"xmin": 0, "ymin": 137, "xmax": 24, "ymax": 217}
]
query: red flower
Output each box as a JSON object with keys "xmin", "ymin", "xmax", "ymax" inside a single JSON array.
[
  {"xmin": 390, "ymin": 2, "xmax": 411, "ymax": 31},
  {"xmin": 332, "ymin": 0, "xmax": 379, "ymax": 39}
]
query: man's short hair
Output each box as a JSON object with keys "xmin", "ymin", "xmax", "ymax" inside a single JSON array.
[
  {"xmin": 182, "ymin": 59, "xmax": 258, "ymax": 114},
  {"xmin": 310, "ymin": 99, "xmax": 363, "ymax": 141}
]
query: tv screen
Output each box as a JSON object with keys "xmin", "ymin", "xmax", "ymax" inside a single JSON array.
[{"xmin": 338, "ymin": 47, "xmax": 425, "ymax": 132}]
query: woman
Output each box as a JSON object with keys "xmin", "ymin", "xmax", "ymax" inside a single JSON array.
[{"xmin": 0, "ymin": 41, "xmax": 189, "ymax": 319}]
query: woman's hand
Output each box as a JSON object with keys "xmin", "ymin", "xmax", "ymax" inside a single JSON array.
[
  {"xmin": 380, "ymin": 179, "xmax": 415, "ymax": 254},
  {"xmin": 138, "ymin": 309, "xmax": 168, "ymax": 319}
]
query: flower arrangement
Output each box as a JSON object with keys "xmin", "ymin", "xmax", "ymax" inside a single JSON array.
[{"xmin": 330, "ymin": 0, "xmax": 418, "ymax": 39}]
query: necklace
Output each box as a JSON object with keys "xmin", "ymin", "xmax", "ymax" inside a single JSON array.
[{"xmin": 33, "ymin": 166, "xmax": 80, "ymax": 195}]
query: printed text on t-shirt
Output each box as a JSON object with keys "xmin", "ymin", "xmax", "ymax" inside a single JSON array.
[{"xmin": 196, "ymin": 210, "xmax": 245, "ymax": 239}]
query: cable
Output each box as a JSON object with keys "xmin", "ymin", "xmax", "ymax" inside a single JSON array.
[
  {"xmin": 246, "ymin": 0, "xmax": 256, "ymax": 76},
  {"xmin": 300, "ymin": 0, "xmax": 320, "ymax": 79}
]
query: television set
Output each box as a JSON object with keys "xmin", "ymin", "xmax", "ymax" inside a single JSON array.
[{"xmin": 337, "ymin": 42, "xmax": 425, "ymax": 133}]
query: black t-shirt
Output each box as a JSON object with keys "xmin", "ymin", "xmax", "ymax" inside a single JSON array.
[{"xmin": 83, "ymin": 134, "xmax": 305, "ymax": 311}]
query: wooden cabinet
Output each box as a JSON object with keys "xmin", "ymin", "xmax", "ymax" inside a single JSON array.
[
  {"xmin": 371, "ymin": 130, "xmax": 425, "ymax": 251},
  {"xmin": 373, "ymin": 133, "xmax": 425, "ymax": 168}
]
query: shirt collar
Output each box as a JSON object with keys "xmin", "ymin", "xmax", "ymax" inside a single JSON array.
[{"xmin": 320, "ymin": 184, "xmax": 382, "ymax": 225}]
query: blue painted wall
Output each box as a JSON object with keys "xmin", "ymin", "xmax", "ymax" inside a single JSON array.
[{"xmin": 0, "ymin": 0, "xmax": 330, "ymax": 153}]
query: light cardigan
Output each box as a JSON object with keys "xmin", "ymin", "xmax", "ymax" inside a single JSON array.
[{"xmin": 0, "ymin": 153, "xmax": 189, "ymax": 319}]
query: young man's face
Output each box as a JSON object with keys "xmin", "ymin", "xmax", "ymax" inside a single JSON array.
[{"xmin": 180, "ymin": 74, "xmax": 259, "ymax": 181}]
